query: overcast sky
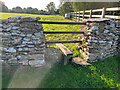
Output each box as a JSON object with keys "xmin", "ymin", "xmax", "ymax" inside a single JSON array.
[{"xmin": 2, "ymin": 0, "xmax": 60, "ymax": 10}]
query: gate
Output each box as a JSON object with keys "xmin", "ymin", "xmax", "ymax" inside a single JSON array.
[
  {"xmin": 37, "ymin": 21, "xmax": 86, "ymax": 65},
  {"xmin": 37, "ymin": 21, "xmax": 86, "ymax": 46}
]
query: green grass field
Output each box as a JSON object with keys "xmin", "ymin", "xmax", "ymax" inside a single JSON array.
[
  {"xmin": 0, "ymin": 12, "xmax": 80, "ymax": 57},
  {"xmin": 1, "ymin": 12, "xmax": 120, "ymax": 88},
  {"xmin": 39, "ymin": 55, "xmax": 120, "ymax": 88}
]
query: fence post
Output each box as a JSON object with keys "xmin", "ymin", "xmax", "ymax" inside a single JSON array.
[
  {"xmin": 83, "ymin": 10, "xmax": 85, "ymax": 19},
  {"xmin": 101, "ymin": 7, "xmax": 106, "ymax": 18},
  {"xmin": 78, "ymin": 11, "xmax": 80, "ymax": 22},
  {"xmin": 76, "ymin": 11, "xmax": 77, "ymax": 22},
  {"xmin": 89, "ymin": 9, "xmax": 92, "ymax": 18},
  {"xmin": 71, "ymin": 12, "xmax": 73, "ymax": 20},
  {"xmin": 74, "ymin": 12, "xmax": 75, "ymax": 21},
  {"xmin": 70, "ymin": 12, "xmax": 72, "ymax": 19}
]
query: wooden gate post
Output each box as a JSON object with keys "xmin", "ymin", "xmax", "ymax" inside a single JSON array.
[
  {"xmin": 74, "ymin": 12, "xmax": 75, "ymax": 20},
  {"xmin": 101, "ymin": 7, "xmax": 106, "ymax": 18},
  {"xmin": 71, "ymin": 12, "xmax": 73, "ymax": 20},
  {"xmin": 83, "ymin": 10, "xmax": 85, "ymax": 19},
  {"xmin": 89, "ymin": 9, "xmax": 92, "ymax": 18},
  {"xmin": 76, "ymin": 11, "xmax": 77, "ymax": 22},
  {"xmin": 78, "ymin": 11, "xmax": 80, "ymax": 22}
]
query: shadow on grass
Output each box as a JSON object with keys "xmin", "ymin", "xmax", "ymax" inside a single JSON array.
[
  {"xmin": 2, "ymin": 64, "xmax": 19, "ymax": 88},
  {"xmin": 2, "ymin": 47, "xmax": 63, "ymax": 88},
  {"xmin": 38, "ymin": 55, "xmax": 120, "ymax": 88}
]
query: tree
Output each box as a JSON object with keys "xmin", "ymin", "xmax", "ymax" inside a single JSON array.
[
  {"xmin": 26, "ymin": 7, "xmax": 33, "ymax": 13},
  {"xmin": 59, "ymin": 2, "xmax": 73, "ymax": 15},
  {"xmin": 33, "ymin": 8, "xmax": 38, "ymax": 13},
  {"xmin": 0, "ymin": 0, "xmax": 8, "ymax": 12},
  {"xmin": 40, "ymin": 10, "xmax": 48, "ymax": 15},
  {"xmin": 23, "ymin": 8, "xmax": 27, "ymax": 13},
  {"xmin": 15, "ymin": 6, "xmax": 22, "ymax": 12},
  {"xmin": 55, "ymin": 9, "xmax": 60, "ymax": 14},
  {"xmin": 70, "ymin": 2, "xmax": 119, "ymax": 11},
  {"xmin": 46, "ymin": 2, "xmax": 56, "ymax": 15}
]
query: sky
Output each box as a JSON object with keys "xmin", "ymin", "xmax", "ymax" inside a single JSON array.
[{"xmin": 2, "ymin": 0, "xmax": 60, "ymax": 10}]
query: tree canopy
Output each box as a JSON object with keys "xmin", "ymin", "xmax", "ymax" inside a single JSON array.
[
  {"xmin": 59, "ymin": 2, "xmax": 73, "ymax": 15},
  {"xmin": 59, "ymin": 0, "xmax": 120, "ymax": 15},
  {"xmin": 0, "ymin": 0, "xmax": 8, "ymax": 12},
  {"xmin": 46, "ymin": 2, "xmax": 56, "ymax": 15}
]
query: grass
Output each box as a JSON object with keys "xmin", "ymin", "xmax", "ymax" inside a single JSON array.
[
  {"xmin": 1, "ymin": 12, "xmax": 120, "ymax": 88},
  {"xmin": 2, "ymin": 65, "xmax": 19, "ymax": 88},
  {"xmin": 39, "ymin": 55, "xmax": 120, "ymax": 88}
]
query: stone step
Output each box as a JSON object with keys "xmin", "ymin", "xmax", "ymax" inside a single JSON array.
[{"xmin": 72, "ymin": 57, "xmax": 90, "ymax": 66}]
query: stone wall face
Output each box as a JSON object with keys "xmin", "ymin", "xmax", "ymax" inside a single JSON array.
[
  {"xmin": 77, "ymin": 20, "xmax": 120, "ymax": 62},
  {"xmin": 0, "ymin": 16, "xmax": 45, "ymax": 67}
]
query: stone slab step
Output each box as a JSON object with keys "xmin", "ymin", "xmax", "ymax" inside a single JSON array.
[{"xmin": 72, "ymin": 57, "xmax": 90, "ymax": 66}]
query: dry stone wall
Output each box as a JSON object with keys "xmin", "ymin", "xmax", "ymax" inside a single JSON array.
[
  {"xmin": 0, "ymin": 17, "xmax": 119, "ymax": 66},
  {"xmin": 77, "ymin": 19, "xmax": 120, "ymax": 62},
  {"xmin": 0, "ymin": 16, "xmax": 46, "ymax": 67}
]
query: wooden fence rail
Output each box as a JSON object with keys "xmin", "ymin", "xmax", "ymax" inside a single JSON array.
[
  {"xmin": 38, "ymin": 21, "xmax": 86, "ymax": 25},
  {"xmin": 41, "ymin": 21, "xmax": 85, "ymax": 46},
  {"xmin": 45, "ymin": 41, "xmax": 82, "ymax": 44},
  {"xmin": 69, "ymin": 7, "xmax": 120, "ymax": 21},
  {"xmin": 43, "ymin": 31, "xmax": 84, "ymax": 34}
]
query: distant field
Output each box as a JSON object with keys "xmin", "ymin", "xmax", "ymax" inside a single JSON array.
[
  {"xmin": 1, "ymin": 12, "xmax": 120, "ymax": 89},
  {"xmin": 0, "ymin": 12, "xmax": 64, "ymax": 20}
]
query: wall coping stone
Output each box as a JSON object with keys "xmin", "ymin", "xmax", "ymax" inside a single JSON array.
[
  {"xmin": 83, "ymin": 18, "xmax": 110, "ymax": 23},
  {"xmin": 0, "ymin": 16, "xmax": 41, "ymax": 23}
]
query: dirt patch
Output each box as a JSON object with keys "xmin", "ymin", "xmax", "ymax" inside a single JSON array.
[{"xmin": 45, "ymin": 47, "xmax": 63, "ymax": 68}]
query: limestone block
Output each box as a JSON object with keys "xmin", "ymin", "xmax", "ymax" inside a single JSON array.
[
  {"xmin": 0, "ymin": 60, "xmax": 4, "ymax": 63},
  {"xmin": 29, "ymin": 60, "xmax": 45, "ymax": 67},
  {"xmin": 8, "ymin": 58, "xmax": 18, "ymax": 64},
  {"xmin": 7, "ymin": 48, "xmax": 16, "ymax": 53},
  {"xmin": 12, "ymin": 26, "xmax": 19, "ymax": 30},
  {"xmin": 28, "ymin": 54, "xmax": 44, "ymax": 60},
  {"xmin": 0, "ymin": 23, "xmax": 3, "ymax": 28}
]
